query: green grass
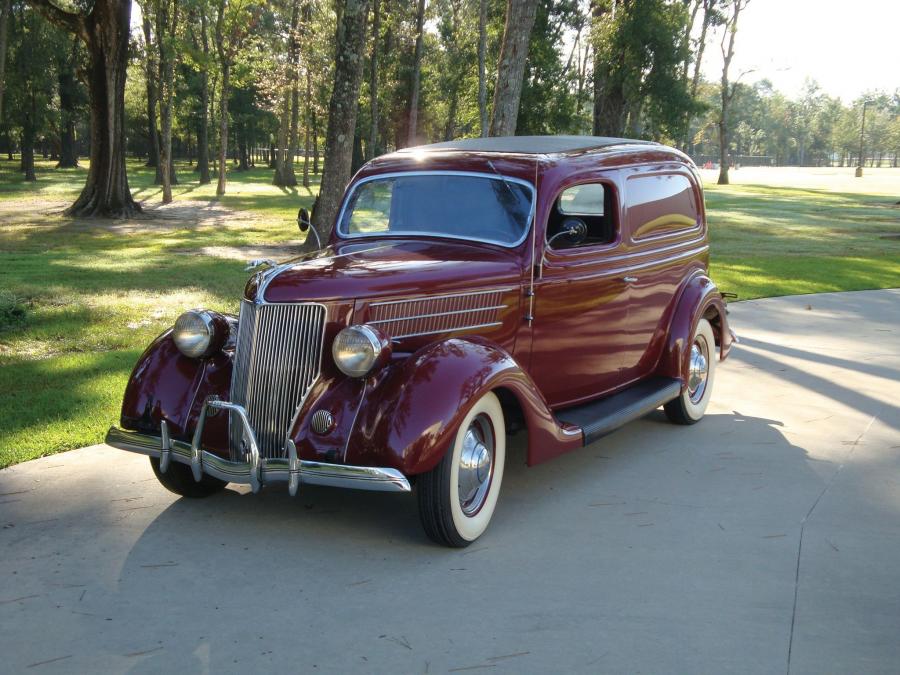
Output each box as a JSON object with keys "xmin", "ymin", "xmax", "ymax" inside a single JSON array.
[
  {"xmin": 703, "ymin": 172, "xmax": 900, "ymax": 298},
  {"xmin": 0, "ymin": 157, "xmax": 319, "ymax": 468},
  {"xmin": 0, "ymin": 160, "xmax": 898, "ymax": 468}
]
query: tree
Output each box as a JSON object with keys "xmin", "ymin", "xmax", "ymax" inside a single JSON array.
[
  {"xmin": 30, "ymin": 0, "xmax": 139, "ymax": 216},
  {"xmin": 186, "ymin": 2, "xmax": 212, "ymax": 184},
  {"xmin": 405, "ymin": 0, "xmax": 425, "ymax": 146},
  {"xmin": 274, "ymin": 0, "xmax": 301, "ymax": 186},
  {"xmin": 309, "ymin": 0, "xmax": 369, "ymax": 247},
  {"xmin": 477, "ymin": 0, "xmax": 487, "ymax": 136},
  {"xmin": 140, "ymin": 10, "xmax": 161, "ymax": 177},
  {"xmin": 517, "ymin": 0, "xmax": 583, "ymax": 135},
  {"xmin": 368, "ymin": 0, "xmax": 379, "ymax": 157},
  {"xmin": 592, "ymin": 0, "xmax": 697, "ymax": 140},
  {"xmin": 55, "ymin": 37, "xmax": 84, "ymax": 168},
  {"xmin": 7, "ymin": 4, "xmax": 57, "ymax": 180},
  {"xmin": 489, "ymin": 0, "xmax": 538, "ymax": 136},
  {"xmin": 214, "ymin": 0, "xmax": 259, "ymax": 196},
  {"xmin": 717, "ymin": 0, "xmax": 749, "ymax": 185},
  {"xmin": 150, "ymin": 0, "xmax": 180, "ymax": 203},
  {"xmin": 0, "ymin": 0, "xmax": 11, "ymax": 127}
]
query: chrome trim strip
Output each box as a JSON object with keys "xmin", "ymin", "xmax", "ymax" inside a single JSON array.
[
  {"xmin": 334, "ymin": 170, "xmax": 536, "ymax": 249},
  {"xmin": 367, "ymin": 304, "xmax": 507, "ymax": 325},
  {"xmin": 369, "ymin": 287, "xmax": 515, "ymax": 307},
  {"xmin": 106, "ymin": 425, "xmax": 412, "ymax": 494},
  {"xmin": 390, "ymin": 321, "xmax": 503, "ymax": 341}
]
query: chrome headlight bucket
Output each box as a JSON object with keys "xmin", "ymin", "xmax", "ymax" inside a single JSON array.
[
  {"xmin": 332, "ymin": 325, "xmax": 391, "ymax": 378},
  {"xmin": 172, "ymin": 309, "xmax": 229, "ymax": 358}
]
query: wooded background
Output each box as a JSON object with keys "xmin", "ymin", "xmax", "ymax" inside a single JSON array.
[{"xmin": 0, "ymin": 0, "xmax": 898, "ymax": 230}]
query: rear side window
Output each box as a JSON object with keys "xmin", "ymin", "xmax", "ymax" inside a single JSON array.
[
  {"xmin": 547, "ymin": 182, "xmax": 616, "ymax": 249},
  {"xmin": 626, "ymin": 174, "xmax": 699, "ymax": 241}
]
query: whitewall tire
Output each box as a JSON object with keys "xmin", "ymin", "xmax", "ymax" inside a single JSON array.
[
  {"xmin": 417, "ymin": 391, "xmax": 506, "ymax": 547},
  {"xmin": 664, "ymin": 318, "xmax": 717, "ymax": 425}
]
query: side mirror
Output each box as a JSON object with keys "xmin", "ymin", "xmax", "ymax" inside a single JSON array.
[{"xmin": 297, "ymin": 207, "xmax": 310, "ymax": 233}]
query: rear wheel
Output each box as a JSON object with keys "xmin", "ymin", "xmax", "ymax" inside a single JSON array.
[
  {"xmin": 417, "ymin": 391, "xmax": 506, "ymax": 547},
  {"xmin": 149, "ymin": 457, "xmax": 228, "ymax": 498},
  {"xmin": 664, "ymin": 318, "xmax": 717, "ymax": 425}
]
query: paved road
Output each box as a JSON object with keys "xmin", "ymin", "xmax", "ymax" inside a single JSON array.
[{"xmin": 2, "ymin": 289, "xmax": 898, "ymax": 674}]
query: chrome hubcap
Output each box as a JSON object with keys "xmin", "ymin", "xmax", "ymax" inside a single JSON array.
[
  {"xmin": 458, "ymin": 414, "xmax": 494, "ymax": 516},
  {"xmin": 688, "ymin": 336, "xmax": 710, "ymax": 404}
]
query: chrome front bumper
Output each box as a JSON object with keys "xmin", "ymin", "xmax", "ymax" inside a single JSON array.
[{"xmin": 106, "ymin": 399, "xmax": 410, "ymax": 496}]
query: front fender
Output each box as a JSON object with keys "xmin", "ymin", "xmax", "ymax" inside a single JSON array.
[
  {"xmin": 346, "ymin": 338, "xmax": 581, "ymax": 475},
  {"xmin": 120, "ymin": 330, "xmax": 232, "ymax": 456},
  {"xmin": 656, "ymin": 272, "xmax": 733, "ymax": 384}
]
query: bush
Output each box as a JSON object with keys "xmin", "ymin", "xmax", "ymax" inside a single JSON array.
[{"xmin": 0, "ymin": 291, "xmax": 27, "ymax": 330}]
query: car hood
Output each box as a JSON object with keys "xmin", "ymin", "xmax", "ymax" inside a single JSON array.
[{"xmin": 246, "ymin": 239, "xmax": 524, "ymax": 304}]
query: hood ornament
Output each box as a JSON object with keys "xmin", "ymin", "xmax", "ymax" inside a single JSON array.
[{"xmin": 245, "ymin": 258, "xmax": 276, "ymax": 272}]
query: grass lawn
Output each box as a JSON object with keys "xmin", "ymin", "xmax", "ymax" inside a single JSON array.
[{"xmin": 1, "ymin": 160, "xmax": 898, "ymax": 468}]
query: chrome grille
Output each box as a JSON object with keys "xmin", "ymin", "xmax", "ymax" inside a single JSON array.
[
  {"xmin": 368, "ymin": 289, "xmax": 509, "ymax": 340},
  {"xmin": 230, "ymin": 301, "xmax": 326, "ymax": 459}
]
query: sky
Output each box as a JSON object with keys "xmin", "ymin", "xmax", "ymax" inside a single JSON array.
[{"xmin": 699, "ymin": 0, "xmax": 899, "ymax": 102}]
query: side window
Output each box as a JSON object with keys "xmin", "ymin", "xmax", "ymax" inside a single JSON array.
[
  {"xmin": 626, "ymin": 174, "xmax": 699, "ymax": 241},
  {"xmin": 547, "ymin": 183, "xmax": 616, "ymax": 249}
]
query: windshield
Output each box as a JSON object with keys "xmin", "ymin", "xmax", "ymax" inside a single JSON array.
[{"xmin": 337, "ymin": 172, "xmax": 534, "ymax": 247}]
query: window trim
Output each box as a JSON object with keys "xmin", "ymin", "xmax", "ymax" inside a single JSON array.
[
  {"xmin": 626, "ymin": 170, "xmax": 703, "ymax": 244},
  {"xmin": 544, "ymin": 178, "xmax": 622, "ymax": 255},
  {"xmin": 335, "ymin": 170, "xmax": 536, "ymax": 249}
]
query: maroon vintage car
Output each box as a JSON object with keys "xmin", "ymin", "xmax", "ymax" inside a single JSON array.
[{"xmin": 106, "ymin": 135, "xmax": 734, "ymax": 547}]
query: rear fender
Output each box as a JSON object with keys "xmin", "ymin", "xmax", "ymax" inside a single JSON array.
[
  {"xmin": 657, "ymin": 272, "xmax": 733, "ymax": 385},
  {"xmin": 346, "ymin": 338, "xmax": 581, "ymax": 475}
]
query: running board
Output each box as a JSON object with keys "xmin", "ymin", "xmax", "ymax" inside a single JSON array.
[{"xmin": 555, "ymin": 377, "xmax": 682, "ymax": 446}]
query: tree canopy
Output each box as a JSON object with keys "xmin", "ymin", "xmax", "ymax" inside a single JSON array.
[{"xmin": 0, "ymin": 0, "xmax": 896, "ymax": 221}]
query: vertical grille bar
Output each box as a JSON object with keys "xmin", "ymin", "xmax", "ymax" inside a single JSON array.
[{"xmin": 229, "ymin": 301, "xmax": 326, "ymax": 459}]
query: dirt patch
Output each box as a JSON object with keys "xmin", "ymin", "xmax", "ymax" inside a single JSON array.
[
  {"xmin": 170, "ymin": 243, "xmax": 302, "ymax": 260},
  {"xmin": 0, "ymin": 196, "xmax": 266, "ymax": 234}
]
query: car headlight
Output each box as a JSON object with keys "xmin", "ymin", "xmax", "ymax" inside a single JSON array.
[
  {"xmin": 332, "ymin": 325, "xmax": 391, "ymax": 378},
  {"xmin": 172, "ymin": 309, "xmax": 229, "ymax": 358}
]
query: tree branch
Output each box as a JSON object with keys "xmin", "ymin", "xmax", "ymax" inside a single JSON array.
[{"xmin": 28, "ymin": 0, "xmax": 87, "ymax": 40}]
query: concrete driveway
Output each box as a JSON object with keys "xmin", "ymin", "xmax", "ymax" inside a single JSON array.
[{"xmin": 1, "ymin": 289, "xmax": 898, "ymax": 674}]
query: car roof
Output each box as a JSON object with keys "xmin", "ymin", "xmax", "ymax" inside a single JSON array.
[{"xmin": 402, "ymin": 135, "xmax": 659, "ymax": 156}]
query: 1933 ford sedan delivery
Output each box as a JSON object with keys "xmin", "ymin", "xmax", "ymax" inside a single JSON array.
[{"xmin": 106, "ymin": 135, "xmax": 734, "ymax": 547}]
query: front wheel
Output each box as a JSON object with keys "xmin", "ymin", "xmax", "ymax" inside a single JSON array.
[
  {"xmin": 149, "ymin": 457, "xmax": 228, "ymax": 498},
  {"xmin": 417, "ymin": 391, "xmax": 506, "ymax": 547},
  {"xmin": 664, "ymin": 317, "xmax": 717, "ymax": 425}
]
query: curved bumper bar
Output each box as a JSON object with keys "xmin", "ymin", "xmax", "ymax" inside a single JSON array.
[{"xmin": 106, "ymin": 408, "xmax": 411, "ymax": 496}]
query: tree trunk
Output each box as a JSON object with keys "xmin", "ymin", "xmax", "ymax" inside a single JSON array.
[
  {"xmin": 406, "ymin": 0, "xmax": 425, "ymax": 147},
  {"xmin": 284, "ymin": 0, "xmax": 300, "ymax": 184},
  {"xmin": 141, "ymin": 13, "xmax": 162, "ymax": 180},
  {"xmin": 273, "ymin": 91, "xmax": 291, "ymax": 183},
  {"xmin": 216, "ymin": 61, "xmax": 229, "ymax": 195},
  {"xmin": 0, "ymin": 0, "xmax": 10, "ymax": 126},
  {"xmin": 31, "ymin": 0, "xmax": 139, "ymax": 216},
  {"xmin": 194, "ymin": 9, "xmax": 211, "ymax": 183},
  {"xmin": 156, "ymin": 0, "xmax": 180, "ymax": 205},
  {"xmin": 717, "ymin": 0, "xmax": 746, "ymax": 186},
  {"xmin": 309, "ymin": 0, "xmax": 369, "ymax": 246},
  {"xmin": 489, "ymin": 0, "xmax": 538, "ymax": 137},
  {"xmin": 368, "ymin": 0, "xmax": 379, "ymax": 158},
  {"xmin": 312, "ymin": 108, "xmax": 319, "ymax": 174},
  {"xmin": 22, "ymin": 91, "xmax": 36, "ymax": 181},
  {"xmin": 56, "ymin": 39, "xmax": 79, "ymax": 168},
  {"xmin": 444, "ymin": 87, "xmax": 458, "ymax": 141},
  {"xmin": 238, "ymin": 127, "xmax": 250, "ymax": 170},
  {"xmin": 477, "ymin": 0, "xmax": 488, "ymax": 137},
  {"xmin": 591, "ymin": 0, "xmax": 627, "ymax": 137},
  {"xmin": 303, "ymin": 65, "xmax": 311, "ymax": 187}
]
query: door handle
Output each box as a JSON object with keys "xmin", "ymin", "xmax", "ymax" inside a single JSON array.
[{"xmin": 623, "ymin": 276, "xmax": 638, "ymax": 283}]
